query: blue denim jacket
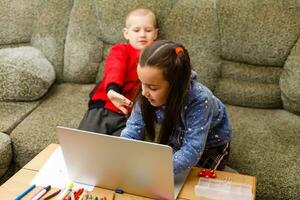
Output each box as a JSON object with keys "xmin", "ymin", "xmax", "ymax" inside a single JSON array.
[{"xmin": 121, "ymin": 73, "xmax": 232, "ymax": 174}]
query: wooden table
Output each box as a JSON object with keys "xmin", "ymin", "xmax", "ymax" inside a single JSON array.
[{"xmin": 0, "ymin": 144, "xmax": 256, "ymax": 199}]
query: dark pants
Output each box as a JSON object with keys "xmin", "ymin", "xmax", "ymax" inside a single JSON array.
[
  {"xmin": 197, "ymin": 143, "xmax": 230, "ymax": 170},
  {"xmin": 78, "ymin": 107, "xmax": 127, "ymax": 136}
]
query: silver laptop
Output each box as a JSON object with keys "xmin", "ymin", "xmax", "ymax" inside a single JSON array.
[{"xmin": 56, "ymin": 126, "xmax": 189, "ymax": 200}]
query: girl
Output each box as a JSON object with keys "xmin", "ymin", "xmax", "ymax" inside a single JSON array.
[{"xmin": 121, "ymin": 40, "xmax": 232, "ymax": 174}]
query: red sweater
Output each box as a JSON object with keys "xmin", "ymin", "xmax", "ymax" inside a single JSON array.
[{"xmin": 90, "ymin": 43, "xmax": 140, "ymax": 114}]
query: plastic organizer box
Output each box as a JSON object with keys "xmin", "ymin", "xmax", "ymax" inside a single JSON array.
[{"xmin": 194, "ymin": 177, "xmax": 254, "ymax": 200}]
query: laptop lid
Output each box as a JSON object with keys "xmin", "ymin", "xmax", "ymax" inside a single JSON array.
[{"xmin": 56, "ymin": 126, "xmax": 176, "ymax": 200}]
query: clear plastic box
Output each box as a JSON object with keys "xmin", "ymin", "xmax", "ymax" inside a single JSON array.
[{"xmin": 194, "ymin": 177, "xmax": 254, "ymax": 200}]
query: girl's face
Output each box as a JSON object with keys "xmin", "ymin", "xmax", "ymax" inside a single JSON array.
[{"xmin": 137, "ymin": 65, "xmax": 170, "ymax": 107}]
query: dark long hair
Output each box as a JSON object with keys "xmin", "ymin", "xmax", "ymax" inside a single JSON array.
[{"xmin": 135, "ymin": 40, "xmax": 191, "ymax": 144}]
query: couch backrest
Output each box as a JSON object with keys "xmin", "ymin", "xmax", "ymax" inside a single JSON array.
[
  {"xmin": 63, "ymin": 0, "xmax": 221, "ymax": 89},
  {"xmin": 0, "ymin": 0, "xmax": 40, "ymax": 46},
  {"xmin": 1, "ymin": 0, "xmax": 299, "ymax": 114},
  {"xmin": 62, "ymin": 0, "xmax": 300, "ymax": 114},
  {"xmin": 162, "ymin": 0, "xmax": 221, "ymax": 91},
  {"xmin": 0, "ymin": 0, "xmax": 73, "ymax": 82},
  {"xmin": 214, "ymin": 0, "xmax": 300, "ymax": 114},
  {"xmin": 31, "ymin": 0, "xmax": 73, "ymax": 82},
  {"xmin": 219, "ymin": 0, "xmax": 300, "ymax": 66},
  {"xmin": 64, "ymin": 0, "xmax": 175, "ymax": 83}
]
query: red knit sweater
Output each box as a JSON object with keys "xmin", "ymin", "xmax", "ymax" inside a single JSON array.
[{"xmin": 90, "ymin": 43, "xmax": 140, "ymax": 114}]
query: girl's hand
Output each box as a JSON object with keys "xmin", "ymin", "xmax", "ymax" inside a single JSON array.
[{"xmin": 107, "ymin": 90, "xmax": 133, "ymax": 114}]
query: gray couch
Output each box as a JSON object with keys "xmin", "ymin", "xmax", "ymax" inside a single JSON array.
[{"xmin": 0, "ymin": 1, "xmax": 299, "ymax": 200}]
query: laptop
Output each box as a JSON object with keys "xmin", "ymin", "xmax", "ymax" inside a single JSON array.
[{"xmin": 56, "ymin": 126, "xmax": 189, "ymax": 200}]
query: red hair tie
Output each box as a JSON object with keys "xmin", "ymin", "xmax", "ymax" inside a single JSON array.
[{"xmin": 175, "ymin": 47, "xmax": 184, "ymax": 56}]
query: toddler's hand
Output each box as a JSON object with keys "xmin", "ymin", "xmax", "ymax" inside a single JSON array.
[{"xmin": 107, "ymin": 90, "xmax": 133, "ymax": 114}]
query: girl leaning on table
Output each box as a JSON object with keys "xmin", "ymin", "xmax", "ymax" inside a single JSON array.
[{"xmin": 121, "ymin": 40, "xmax": 232, "ymax": 174}]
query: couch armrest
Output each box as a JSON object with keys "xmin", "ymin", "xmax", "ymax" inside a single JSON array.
[
  {"xmin": 0, "ymin": 47, "xmax": 55, "ymax": 101},
  {"xmin": 0, "ymin": 132, "xmax": 12, "ymax": 178},
  {"xmin": 280, "ymin": 37, "xmax": 300, "ymax": 115}
]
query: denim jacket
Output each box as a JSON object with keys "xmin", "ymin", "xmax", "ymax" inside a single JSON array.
[{"xmin": 121, "ymin": 72, "xmax": 232, "ymax": 174}]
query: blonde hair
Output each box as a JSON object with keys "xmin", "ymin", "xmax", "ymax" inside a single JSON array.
[{"xmin": 125, "ymin": 8, "xmax": 157, "ymax": 28}]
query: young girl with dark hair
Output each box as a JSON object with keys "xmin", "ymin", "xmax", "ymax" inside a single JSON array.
[{"xmin": 121, "ymin": 40, "xmax": 232, "ymax": 174}]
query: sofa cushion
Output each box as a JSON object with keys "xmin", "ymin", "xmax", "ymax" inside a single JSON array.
[
  {"xmin": 0, "ymin": 101, "xmax": 40, "ymax": 134},
  {"xmin": 218, "ymin": 0, "xmax": 300, "ymax": 66},
  {"xmin": 227, "ymin": 105, "xmax": 300, "ymax": 200},
  {"xmin": 0, "ymin": 132, "xmax": 12, "ymax": 178},
  {"xmin": 10, "ymin": 83, "xmax": 92, "ymax": 168},
  {"xmin": 93, "ymin": 0, "xmax": 173, "ymax": 44},
  {"xmin": 0, "ymin": 0, "xmax": 40, "ymax": 45},
  {"xmin": 0, "ymin": 46, "xmax": 55, "ymax": 101},
  {"xmin": 31, "ymin": 0, "xmax": 73, "ymax": 82},
  {"xmin": 215, "ymin": 61, "xmax": 283, "ymax": 108},
  {"xmin": 215, "ymin": 0, "xmax": 300, "ymax": 109},
  {"xmin": 63, "ymin": 0, "xmax": 103, "ymax": 83},
  {"xmin": 163, "ymin": 0, "xmax": 221, "ymax": 90},
  {"xmin": 280, "ymin": 38, "xmax": 300, "ymax": 115}
]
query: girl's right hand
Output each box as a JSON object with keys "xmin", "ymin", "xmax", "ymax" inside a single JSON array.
[{"xmin": 107, "ymin": 90, "xmax": 133, "ymax": 114}]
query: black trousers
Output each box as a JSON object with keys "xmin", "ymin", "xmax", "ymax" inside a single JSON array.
[
  {"xmin": 78, "ymin": 107, "xmax": 127, "ymax": 136},
  {"xmin": 197, "ymin": 143, "xmax": 230, "ymax": 170}
]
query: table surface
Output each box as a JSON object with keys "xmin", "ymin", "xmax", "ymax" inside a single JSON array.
[{"xmin": 0, "ymin": 144, "xmax": 256, "ymax": 200}]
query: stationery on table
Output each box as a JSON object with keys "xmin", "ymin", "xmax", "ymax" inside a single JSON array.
[
  {"xmin": 56, "ymin": 126, "xmax": 188, "ymax": 200},
  {"xmin": 78, "ymin": 191, "xmax": 87, "ymax": 200},
  {"xmin": 56, "ymin": 182, "xmax": 74, "ymax": 200},
  {"xmin": 74, "ymin": 188, "xmax": 84, "ymax": 199},
  {"xmin": 29, "ymin": 185, "xmax": 51, "ymax": 200},
  {"xmin": 194, "ymin": 177, "xmax": 254, "ymax": 200},
  {"xmin": 43, "ymin": 189, "xmax": 61, "ymax": 200},
  {"xmin": 30, "ymin": 147, "xmax": 94, "ymax": 191},
  {"xmin": 14, "ymin": 184, "xmax": 36, "ymax": 200}
]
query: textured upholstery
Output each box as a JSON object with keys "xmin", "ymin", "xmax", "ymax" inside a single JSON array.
[{"xmin": 0, "ymin": 1, "xmax": 299, "ymax": 199}]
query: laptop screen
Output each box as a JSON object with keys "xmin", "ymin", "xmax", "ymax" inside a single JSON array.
[{"xmin": 56, "ymin": 126, "xmax": 179, "ymax": 200}]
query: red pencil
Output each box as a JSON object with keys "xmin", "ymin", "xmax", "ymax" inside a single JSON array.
[{"xmin": 74, "ymin": 188, "xmax": 84, "ymax": 200}]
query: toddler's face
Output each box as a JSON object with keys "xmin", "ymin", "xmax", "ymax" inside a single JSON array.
[
  {"xmin": 137, "ymin": 65, "xmax": 169, "ymax": 107},
  {"xmin": 123, "ymin": 14, "xmax": 158, "ymax": 50}
]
